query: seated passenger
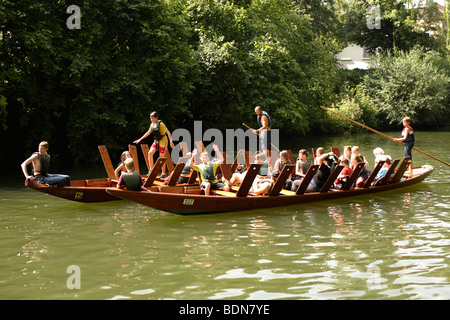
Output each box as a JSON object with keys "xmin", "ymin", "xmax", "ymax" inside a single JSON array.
[
  {"xmin": 117, "ymin": 158, "xmax": 147, "ymax": 191},
  {"xmin": 351, "ymin": 146, "xmax": 369, "ymax": 168},
  {"xmin": 21, "ymin": 141, "xmax": 71, "ymax": 187},
  {"xmin": 339, "ymin": 145, "xmax": 352, "ymax": 161},
  {"xmin": 272, "ymin": 150, "xmax": 291, "ymax": 179},
  {"xmin": 190, "ymin": 145, "xmax": 230, "ymax": 195},
  {"xmin": 115, "ymin": 150, "xmax": 133, "ymax": 180},
  {"xmin": 305, "ymin": 152, "xmax": 338, "ymax": 192},
  {"xmin": 334, "ymin": 157, "xmax": 353, "ymax": 189},
  {"xmin": 351, "ymin": 155, "xmax": 371, "ymax": 188},
  {"xmin": 373, "ymin": 155, "xmax": 392, "ymax": 184}
]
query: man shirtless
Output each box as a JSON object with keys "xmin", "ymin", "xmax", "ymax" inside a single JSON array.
[{"xmin": 21, "ymin": 141, "xmax": 70, "ymax": 187}]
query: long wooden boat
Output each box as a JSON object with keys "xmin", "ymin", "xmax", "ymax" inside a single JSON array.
[{"xmin": 105, "ymin": 159, "xmax": 434, "ymax": 215}]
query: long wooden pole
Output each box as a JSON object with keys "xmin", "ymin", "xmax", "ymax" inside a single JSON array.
[
  {"xmin": 242, "ymin": 123, "xmax": 280, "ymax": 152},
  {"xmin": 321, "ymin": 106, "xmax": 450, "ymax": 167}
]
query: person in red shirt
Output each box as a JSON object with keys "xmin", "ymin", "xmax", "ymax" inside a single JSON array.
[{"xmin": 334, "ymin": 157, "xmax": 353, "ymax": 189}]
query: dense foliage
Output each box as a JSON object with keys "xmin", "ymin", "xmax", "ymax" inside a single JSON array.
[{"xmin": 0, "ymin": 0, "xmax": 448, "ymax": 166}]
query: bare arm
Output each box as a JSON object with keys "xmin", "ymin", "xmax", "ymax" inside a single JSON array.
[
  {"xmin": 133, "ymin": 126, "xmax": 152, "ymax": 144},
  {"xmin": 21, "ymin": 154, "xmax": 38, "ymax": 180}
]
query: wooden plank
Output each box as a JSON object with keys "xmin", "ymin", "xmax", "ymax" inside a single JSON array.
[
  {"xmin": 128, "ymin": 144, "xmax": 140, "ymax": 173},
  {"xmin": 295, "ymin": 164, "xmax": 319, "ymax": 195},
  {"xmin": 268, "ymin": 164, "xmax": 294, "ymax": 196},
  {"xmin": 320, "ymin": 165, "xmax": 344, "ymax": 193},
  {"xmin": 391, "ymin": 157, "xmax": 412, "ymax": 184},
  {"xmin": 188, "ymin": 170, "xmax": 198, "ymax": 185},
  {"xmin": 164, "ymin": 149, "xmax": 175, "ymax": 173},
  {"xmin": 312, "ymin": 148, "xmax": 317, "ymax": 159},
  {"xmin": 342, "ymin": 162, "xmax": 365, "ymax": 190},
  {"xmin": 363, "ymin": 160, "xmax": 385, "ymax": 188},
  {"xmin": 376, "ymin": 159, "xmax": 400, "ymax": 186},
  {"xmin": 140, "ymin": 144, "xmax": 150, "ymax": 171},
  {"xmin": 167, "ymin": 162, "xmax": 186, "ymax": 186},
  {"xmin": 220, "ymin": 163, "xmax": 233, "ymax": 181},
  {"xmin": 287, "ymin": 150, "xmax": 296, "ymax": 178},
  {"xmin": 98, "ymin": 145, "xmax": 116, "ymax": 180},
  {"xmin": 236, "ymin": 164, "xmax": 261, "ymax": 197},
  {"xmin": 144, "ymin": 157, "xmax": 166, "ymax": 187}
]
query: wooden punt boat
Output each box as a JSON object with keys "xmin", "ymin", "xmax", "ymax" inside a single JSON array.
[{"xmin": 105, "ymin": 158, "xmax": 434, "ymax": 215}]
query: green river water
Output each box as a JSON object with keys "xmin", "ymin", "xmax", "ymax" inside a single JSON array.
[{"xmin": 1, "ymin": 132, "xmax": 449, "ymax": 300}]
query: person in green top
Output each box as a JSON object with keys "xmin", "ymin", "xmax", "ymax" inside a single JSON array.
[{"xmin": 190, "ymin": 144, "xmax": 230, "ymax": 195}]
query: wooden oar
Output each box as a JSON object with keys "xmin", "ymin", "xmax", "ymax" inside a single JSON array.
[
  {"xmin": 242, "ymin": 123, "xmax": 280, "ymax": 152},
  {"xmin": 321, "ymin": 106, "xmax": 450, "ymax": 167}
]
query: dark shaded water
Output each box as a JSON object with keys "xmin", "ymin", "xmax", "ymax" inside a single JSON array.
[{"xmin": 1, "ymin": 132, "xmax": 449, "ymax": 300}]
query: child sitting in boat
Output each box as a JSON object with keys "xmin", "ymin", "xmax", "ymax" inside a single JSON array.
[
  {"xmin": 190, "ymin": 145, "xmax": 230, "ymax": 195},
  {"xmin": 373, "ymin": 155, "xmax": 392, "ymax": 185},
  {"xmin": 351, "ymin": 155, "xmax": 371, "ymax": 188},
  {"xmin": 334, "ymin": 157, "xmax": 353, "ymax": 189},
  {"xmin": 117, "ymin": 158, "xmax": 147, "ymax": 191},
  {"xmin": 115, "ymin": 150, "xmax": 133, "ymax": 180}
]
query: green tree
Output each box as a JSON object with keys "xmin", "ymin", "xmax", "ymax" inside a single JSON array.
[
  {"xmin": 0, "ymin": 0, "xmax": 195, "ymax": 164},
  {"xmin": 336, "ymin": 0, "xmax": 444, "ymax": 53},
  {"xmin": 362, "ymin": 48, "xmax": 449, "ymax": 128},
  {"xmin": 185, "ymin": 0, "xmax": 340, "ymax": 135}
]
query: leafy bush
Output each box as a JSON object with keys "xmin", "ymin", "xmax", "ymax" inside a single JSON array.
[{"xmin": 363, "ymin": 49, "xmax": 449, "ymax": 128}]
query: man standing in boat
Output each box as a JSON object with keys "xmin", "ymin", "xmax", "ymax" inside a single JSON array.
[
  {"xmin": 133, "ymin": 111, "xmax": 175, "ymax": 178},
  {"xmin": 21, "ymin": 141, "xmax": 70, "ymax": 187},
  {"xmin": 253, "ymin": 106, "xmax": 271, "ymax": 159}
]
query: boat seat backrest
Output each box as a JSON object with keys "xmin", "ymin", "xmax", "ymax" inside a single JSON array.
[
  {"xmin": 363, "ymin": 160, "xmax": 386, "ymax": 188},
  {"xmin": 268, "ymin": 164, "xmax": 294, "ymax": 196},
  {"xmin": 144, "ymin": 157, "xmax": 167, "ymax": 187},
  {"xmin": 342, "ymin": 162, "xmax": 365, "ymax": 190},
  {"xmin": 236, "ymin": 164, "xmax": 262, "ymax": 197},
  {"xmin": 376, "ymin": 159, "xmax": 400, "ymax": 186},
  {"xmin": 295, "ymin": 164, "xmax": 319, "ymax": 195},
  {"xmin": 390, "ymin": 157, "xmax": 412, "ymax": 183},
  {"xmin": 320, "ymin": 165, "xmax": 344, "ymax": 193},
  {"xmin": 167, "ymin": 162, "xmax": 186, "ymax": 186}
]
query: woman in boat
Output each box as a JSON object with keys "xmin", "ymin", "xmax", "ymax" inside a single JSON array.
[
  {"xmin": 21, "ymin": 141, "xmax": 71, "ymax": 187},
  {"xmin": 115, "ymin": 150, "xmax": 133, "ymax": 180},
  {"xmin": 351, "ymin": 146, "xmax": 369, "ymax": 168},
  {"xmin": 272, "ymin": 150, "xmax": 290, "ymax": 179},
  {"xmin": 339, "ymin": 146, "xmax": 352, "ymax": 161},
  {"xmin": 117, "ymin": 158, "xmax": 147, "ymax": 191},
  {"xmin": 133, "ymin": 111, "xmax": 175, "ymax": 178},
  {"xmin": 190, "ymin": 145, "xmax": 230, "ymax": 195}
]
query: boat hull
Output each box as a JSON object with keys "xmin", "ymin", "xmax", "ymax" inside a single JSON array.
[
  {"xmin": 26, "ymin": 179, "xmax": 120, "ymax": 203},
  {"xmin": 106, "ymin": 166, "xmax": 433, "ymax": 215}
]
